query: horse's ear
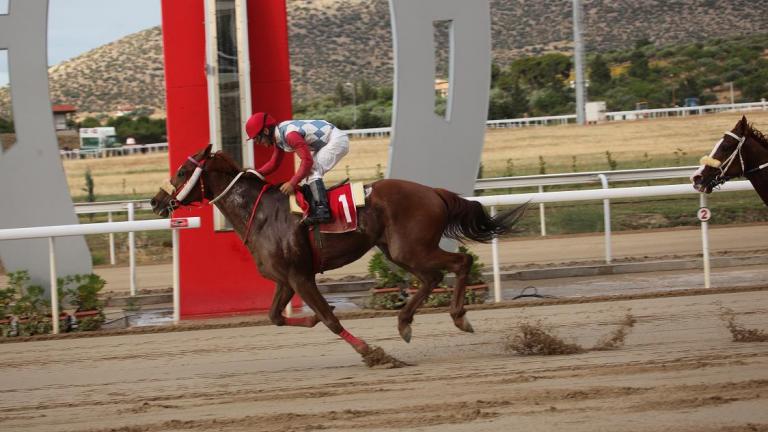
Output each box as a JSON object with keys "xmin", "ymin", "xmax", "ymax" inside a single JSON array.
[
  {"xmin": 737, "ymin": 115, "xmax": 749, "ymax": 133},
  {"xmin": 203, "ymin": 143, "xmax": 213, "ymax": 157}
]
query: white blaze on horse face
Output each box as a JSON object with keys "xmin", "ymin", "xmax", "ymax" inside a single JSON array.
[{"xmin": 387, "ymin": 0, "xmax": 491, "ymax": 197}]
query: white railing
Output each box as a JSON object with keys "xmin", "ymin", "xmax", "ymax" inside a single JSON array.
[
  {"xmin": 475, "ymin": 166, "xmax": 698, "ymax": 190},
  {"xmin": 74, "ymin": 201, "xmax": 153, "ymax": 269},
  {"xmin": 0, "ymin": 217, "xmax": 200, "ymax": 333},
  {"xmin": 469, "ymin": 181, "xmax": 755, "ymax": 303},
  {"xmin": 345, "ymin": 100, "xmax": 767, "ymax": 138},
  {"xmin": 60, "ymin": 143, "xmax": 168, "ymax": 159},
  {"xmin": 476, "ymin": 166, "xmax": 700, "ymax": 236}
]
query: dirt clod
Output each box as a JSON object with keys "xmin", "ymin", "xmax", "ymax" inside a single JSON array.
[
  {"xmin": 506, "ymin": 321, "xmax": 585, "ymax": 355},
  {"xmin": 593, "ymin": 311, "xmax": 637, "ymax": 350},
  {"xmin": 720, "ymin": 307, "xmax": 768, "ymax": 343},
  {"xmin": 361, "ymin": 345, "xmax": 410, "ymax": 368}
]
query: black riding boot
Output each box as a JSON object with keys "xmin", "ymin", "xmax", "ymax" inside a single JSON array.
[{"xmin": 304, "ymin": 179, "xmax": 331, "ymax": 225}]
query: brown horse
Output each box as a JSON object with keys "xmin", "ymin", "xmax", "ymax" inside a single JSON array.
[
  {"xmin": 151, "ymin": 144, "xmax": 526, "ymax": 358},
  {"xmin": 691, "ymin": 116, "xmax": 768, "ymax": 205}
]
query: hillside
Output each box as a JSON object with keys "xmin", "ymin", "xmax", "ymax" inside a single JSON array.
[{"xmin": 0, "ymin": 0, "xmax": 767, "ymax": 117}]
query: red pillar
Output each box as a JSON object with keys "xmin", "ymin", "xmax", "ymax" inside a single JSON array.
[{"xmin": 161, "ymin": 0, "xmax": 295, "ymax": 317}]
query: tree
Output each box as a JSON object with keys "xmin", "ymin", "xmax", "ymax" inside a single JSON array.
[
  {"xmin": 677, "ymin": 76, "xmax": 702, "ymax": 100},
  {"xmin": 588, "ymin": 54, "xmax": 612, "ymax": 94},
  {"xmin": 510, "ymin": 53, "xmax": 571, "ymax": 88},
  {"xmin": 79, "ymin": 117, "xmax": 101, "ymax": 128},
  {"xmin": 0, "ymin": 116, "xmax": 14, "ymax": 133},
  {"xmin": 628, "ymin": 49, "xmax": 650, "ymax": 79}
]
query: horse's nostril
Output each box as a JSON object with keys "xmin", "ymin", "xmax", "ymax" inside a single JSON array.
[{"xmin": 150, "ymin": 198, "xmax": 157, "ymax": 207}]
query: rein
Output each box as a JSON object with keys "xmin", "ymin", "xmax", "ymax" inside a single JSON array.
[
  {"xmin": 209, "ymin": 169, "xmax": 266, "ymax": 204},
  {"xmin": 166, "ymin": 153, "xmax": 276, "ymax": 246},
  {"xmin": 243, "ymin": 184, "xmax": 272, "ymax": 245}
]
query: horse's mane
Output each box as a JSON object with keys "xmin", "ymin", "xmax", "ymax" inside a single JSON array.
[
  {"xmin": 213, "ymin": 150, "xmax": 244, "ymax": 173},
  {"xmin": 747, "ymin": 123, "xmax": 768, "ymax": 150}
]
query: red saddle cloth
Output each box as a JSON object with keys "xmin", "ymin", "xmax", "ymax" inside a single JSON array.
[{"xmin": 295, "ymin": 183, "xmax": 358, "ymax": 233}]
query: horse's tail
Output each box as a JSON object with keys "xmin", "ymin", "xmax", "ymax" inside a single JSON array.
[{"xmin": 435, "ymin": 189, "xmax": 528, "ymax": 243}]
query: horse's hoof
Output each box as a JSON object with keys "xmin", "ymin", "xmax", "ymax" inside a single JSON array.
[
  {"xmin": 455, "ymin": 317, "xmax": 474, "ymax": 333},
  {"xmin": 399, "ymin": 324, "xmax": 412, "ymax": 343}
]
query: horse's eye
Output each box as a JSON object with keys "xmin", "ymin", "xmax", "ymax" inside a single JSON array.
[{"xmin": 177, "ymin": 169, "xmax": 186, "ymax": 178}]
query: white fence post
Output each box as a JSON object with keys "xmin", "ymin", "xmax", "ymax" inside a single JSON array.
[
  {"xmin": 597, "ymin": 174, "xmax": 612, "ymax": 264},
  {"xmin": 108, "ymin": 211, "xmax": 116, "ymax": 265},
  {"xmin": 491, "ymin": 206, "xmax": 502, "ymax": 303},
  {"xmin": 173, "ymin": 228, "xmax": 181, "ymax": 324},
  {"xmin": 128, "ymin": 202, "xmax": 136, "ymax": 296},
  {"xmin": 49, "ymin": 237, "xmax": 60, "ymax": 335},
  {"xmin": 538, "ymin": 185, "xmax": 547, "ymax": 236},
  {"xmin": 700, "ymin": 194, "xmax": 711, "ymax": 288}
]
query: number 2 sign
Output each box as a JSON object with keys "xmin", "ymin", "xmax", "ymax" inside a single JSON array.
[{"xmin": 697, "ymin": 207, "xmax": 711, "ymax": 222}]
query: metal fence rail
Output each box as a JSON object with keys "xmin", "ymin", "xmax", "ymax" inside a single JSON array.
[
  {"xmin": 0, "ymin": 217, "xmax": 201, "ymax": 333},
  {"xmin": 474, "ymin": 166, "xmax": 699, "ymax": 190},
  {"xmin": 468, "ymin": 181, "xmax": 755, "ymax": 302}
]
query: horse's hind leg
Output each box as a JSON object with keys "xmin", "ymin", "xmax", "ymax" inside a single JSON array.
[
  {"xmin": 449, "ymin": 252, "xmax": 474, "ymax": 333},
  {"xmin": 288, "ymin": 271, "xmax": 370, "ymax": 355},
  {"xmin": 268, "ymin": 283, "xmax": 318, "ymax": 328},
  {"xmin": 396, "ymin": 268, "xmax": 442, "ymax": 343},
  {"xmin": 392, "ymin": 249, "xmax": 474, "ymax": 341}
]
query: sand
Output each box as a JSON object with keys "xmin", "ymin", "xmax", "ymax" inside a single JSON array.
[{"xmin": 1, "ymin": 289, "xmax": 767, "ymax": 431}]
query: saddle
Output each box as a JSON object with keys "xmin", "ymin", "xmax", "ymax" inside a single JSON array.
[{"xmin": 289, "ymin": 179, "xmax": 367, "ymax": 233}]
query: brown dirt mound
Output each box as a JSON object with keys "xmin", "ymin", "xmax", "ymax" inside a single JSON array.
[
  {"xmin": 593, "ymin": 311, "xmax": 637, "ymax": 350},
  {"xmin": 361, "ymin": 345, "xmax": 410, "ymax": 368},
  {"xmin": 508, "ymin": 311, "xmax": 637, "ymax": 356},
  {"xmin": 506, "ymin": 321, "xmax": 585, "ymax": 355},
  {"xmin": 720, "ymin": 307, "xmax": 768, "ymax": 342}
]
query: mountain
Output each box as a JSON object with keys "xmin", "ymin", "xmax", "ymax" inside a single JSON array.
[{"xmin": 1, "ymin": 0, "xmax": 766, "ymax": 117}]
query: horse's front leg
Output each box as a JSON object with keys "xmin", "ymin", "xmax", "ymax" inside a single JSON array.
[
  {"xmin": 287, "ymin": 270, "xmax": 370, "ymax": 355},
  {"xmin": 268, "ymin": 283, "xmax": 318, "ymax": 327}
]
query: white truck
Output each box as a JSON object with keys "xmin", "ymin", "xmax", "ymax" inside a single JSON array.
[{"xmin": 78, "ymin": 127, "xmax": 120, "ymax": 156}]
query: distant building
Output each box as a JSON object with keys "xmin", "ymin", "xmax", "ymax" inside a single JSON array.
[{"xmin": 52, "ymin": 104, "xmax": 77, "ymax": 130}]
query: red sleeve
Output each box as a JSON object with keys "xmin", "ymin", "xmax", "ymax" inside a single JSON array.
[
  {"xmin": 284, "ymin": 131, "xmax": 314, "ymax": 188},
  {"xmin": 255, "ymin": 146, "xmax": 284, "ymax": 176}
]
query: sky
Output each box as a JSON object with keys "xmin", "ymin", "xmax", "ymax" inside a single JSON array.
[{"xmin": 0, "ymin": 0, "xmax": 161, "ymax": 86}]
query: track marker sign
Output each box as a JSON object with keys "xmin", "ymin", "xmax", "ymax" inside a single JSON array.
[
  {"xmin": 170, "ymin": 218, "xmax": 190, "ymax": 229},
  {"xmin": 697, "ymin": 207, "xmax": 711, "ymax": 222}
]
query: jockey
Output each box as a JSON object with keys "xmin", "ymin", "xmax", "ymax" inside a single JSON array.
[{"xmin": 245, "ymin": 112, "xmax": 350, "ymax": 225}]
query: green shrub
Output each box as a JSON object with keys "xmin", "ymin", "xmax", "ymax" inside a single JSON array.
[{"xmin": 368, "ymin": 251, "xmax": 408, "ymax": 288}]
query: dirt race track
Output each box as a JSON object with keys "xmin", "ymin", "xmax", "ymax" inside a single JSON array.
[{"xmin": 1, "ymin": 289, "xmax": 767, "ymax": 432}]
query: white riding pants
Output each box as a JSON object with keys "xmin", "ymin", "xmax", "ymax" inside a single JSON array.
[{"xmin": 307, "ymin": 127, "xmax": 349, "ymax": 183}]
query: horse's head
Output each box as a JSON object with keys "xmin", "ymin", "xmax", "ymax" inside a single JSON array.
[
  {"xmin": 691, "ymin": 116, "xmax": 753, "ymax": 193},
  {"xmin": 151, "ymin": 144, "xmax": 213, "ymax": 217}
]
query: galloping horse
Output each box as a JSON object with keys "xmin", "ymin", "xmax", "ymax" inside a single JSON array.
[
  {"xmin": 691, "ymin": 116, "xmax": 768, "ymax": 205},
  {"xmin": 150, "ymin": 145, "xmax": 526, "ymax": 358}
]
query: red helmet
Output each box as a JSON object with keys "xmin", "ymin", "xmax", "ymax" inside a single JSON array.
[{"xmin": 245, "ymin": 112, "xmax": 277, "ymax": 140}]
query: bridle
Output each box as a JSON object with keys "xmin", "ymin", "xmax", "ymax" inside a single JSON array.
[
  {"xmin": 700, "ymin": 131, "xmax": 768, "ymax": 189},
  {"xmin": 161, "ymin": 154, "xmax": 270, "ymax": 215},
  {"xmin": 160, "ymin": 155, "xmax": 209, "ymax": 211}
]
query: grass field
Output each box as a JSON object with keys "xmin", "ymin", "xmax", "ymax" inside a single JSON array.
[
  {"xmin": 63, "ymin": 111, "xmax": 768, "ymax": 266},
  {"xmin": 63, "ymin": 110, "xmax": 768, "ymax": 199}
]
